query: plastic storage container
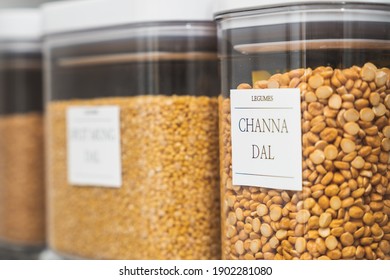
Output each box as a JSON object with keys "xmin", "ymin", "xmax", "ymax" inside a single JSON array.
[
  {"xmin": 43, "ymin": 0, "xmax": 220, "ymax": 260},
  {"xmin": 0, "ymin": 9, "xmax": 45, "ymax": 258},
  {"xmin": 216, "ymin": 0, "xmax": 390, "ymax": 260}
]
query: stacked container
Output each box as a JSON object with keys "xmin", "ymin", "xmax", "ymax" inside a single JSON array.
[
  {"xmin": 0, "ymin": 9, "xmax": 45, "ymax": 259},
  {"xmin": 42, "ymin": 0, "xmax": 220, "ymax": 259},
  {"xmin": 216, "ymin": 0, "xmax": 390, "ymax": 260}
]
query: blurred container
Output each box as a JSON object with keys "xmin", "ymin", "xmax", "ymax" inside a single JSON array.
[
  {"xmin": 43, "ymin": 0, "xmax": 220, "ymax": 259},
  {"xmin": 0, "ymin": 9, "xmax": 45, "ymax": 258}
]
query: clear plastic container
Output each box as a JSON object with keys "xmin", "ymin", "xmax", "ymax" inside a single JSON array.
[
  {"xmin": 43, "ymin": 0, "xmax": 220, "ymax": 260},
  {"xmin": 0, "ymin": 9, "xmax": 45, "ymax": 258},
  {"xmin": 216, "ymin": 0, "xmax": 390, "ymax": 260}
]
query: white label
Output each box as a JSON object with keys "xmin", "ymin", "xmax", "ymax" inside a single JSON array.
[
  {"xmin": 67, "ymin": 106, "xmax": 122, "ymax": 187},
  {"xmin": 230, "ymin": 89, "xmax": 302, "ymax": 191}
]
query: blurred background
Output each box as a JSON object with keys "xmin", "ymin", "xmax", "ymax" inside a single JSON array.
[
  {"xmin": 0, "ymin": 0, "xmax": 64, "ymax": 260},
  {"xmin": 0, "ymin": 0, "xmax": 61, "ymax": 8}
]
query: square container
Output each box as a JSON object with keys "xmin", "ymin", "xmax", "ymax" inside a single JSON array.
[
  {"xmin": 0, "ymin": 9, "xmax": 45, "ymax": 258},
  {"xmin": 216, "ymin": 0, "xmax": 390, "ymax": 260},
  {"xmin": 43, "ymin": 0, "xmax": 220, "ymax": 260}
]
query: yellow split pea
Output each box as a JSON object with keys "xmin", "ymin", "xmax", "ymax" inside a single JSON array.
[
  {"xmin": 0, "ymin": 113, "xmax": 45, "ymax": 247},
  {"xmin": 47, "ymin": 95, "xmax": 220, "ymax": 259},
  {"xmin": 220, "ymin": 63, "xmax": 390, "ymax": 260}
]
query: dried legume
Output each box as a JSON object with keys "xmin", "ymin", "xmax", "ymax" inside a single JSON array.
[
  {"xmin": 220, "ymin": 63, "xmax": 390, "ymax": 260},
  {"xmin": 0, "ymin": 113, "xmax": 45, "ymax": 248},
  {"xmin": 48, "ymin": 95, "xmax": 220, "ymax": 259}
]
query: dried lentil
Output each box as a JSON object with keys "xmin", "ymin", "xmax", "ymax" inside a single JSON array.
[
  {"xmin": 0, "ymin": 113, "xmax": 45, "ymax": 247},
  {"xmin": 48, "ymin": 96, "xmax": 220, "ymax": 259},
  {"xmin": 221, "ymin": 63, "xmax": 390, "ymax": 260}
]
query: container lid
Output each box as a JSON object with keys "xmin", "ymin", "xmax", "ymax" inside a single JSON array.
[
  {"xmin": 42, "ymin": 0, "xmax": 215, "ymax": 35},
  {"xmin": 0, "ymin": 9, "xmax": 42, "ymax": 40},
  {"xmin": 215, "ymin": 0, "xmax": 390, "ymax": 15}
]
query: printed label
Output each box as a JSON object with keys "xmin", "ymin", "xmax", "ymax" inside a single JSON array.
[
  {"xmin": 67, "ymin": 106, "xmax": 122, "ymax": 187},
  {"xmin": 230, "ymin": 89, "xmax": 302, "ymax": 191}
]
